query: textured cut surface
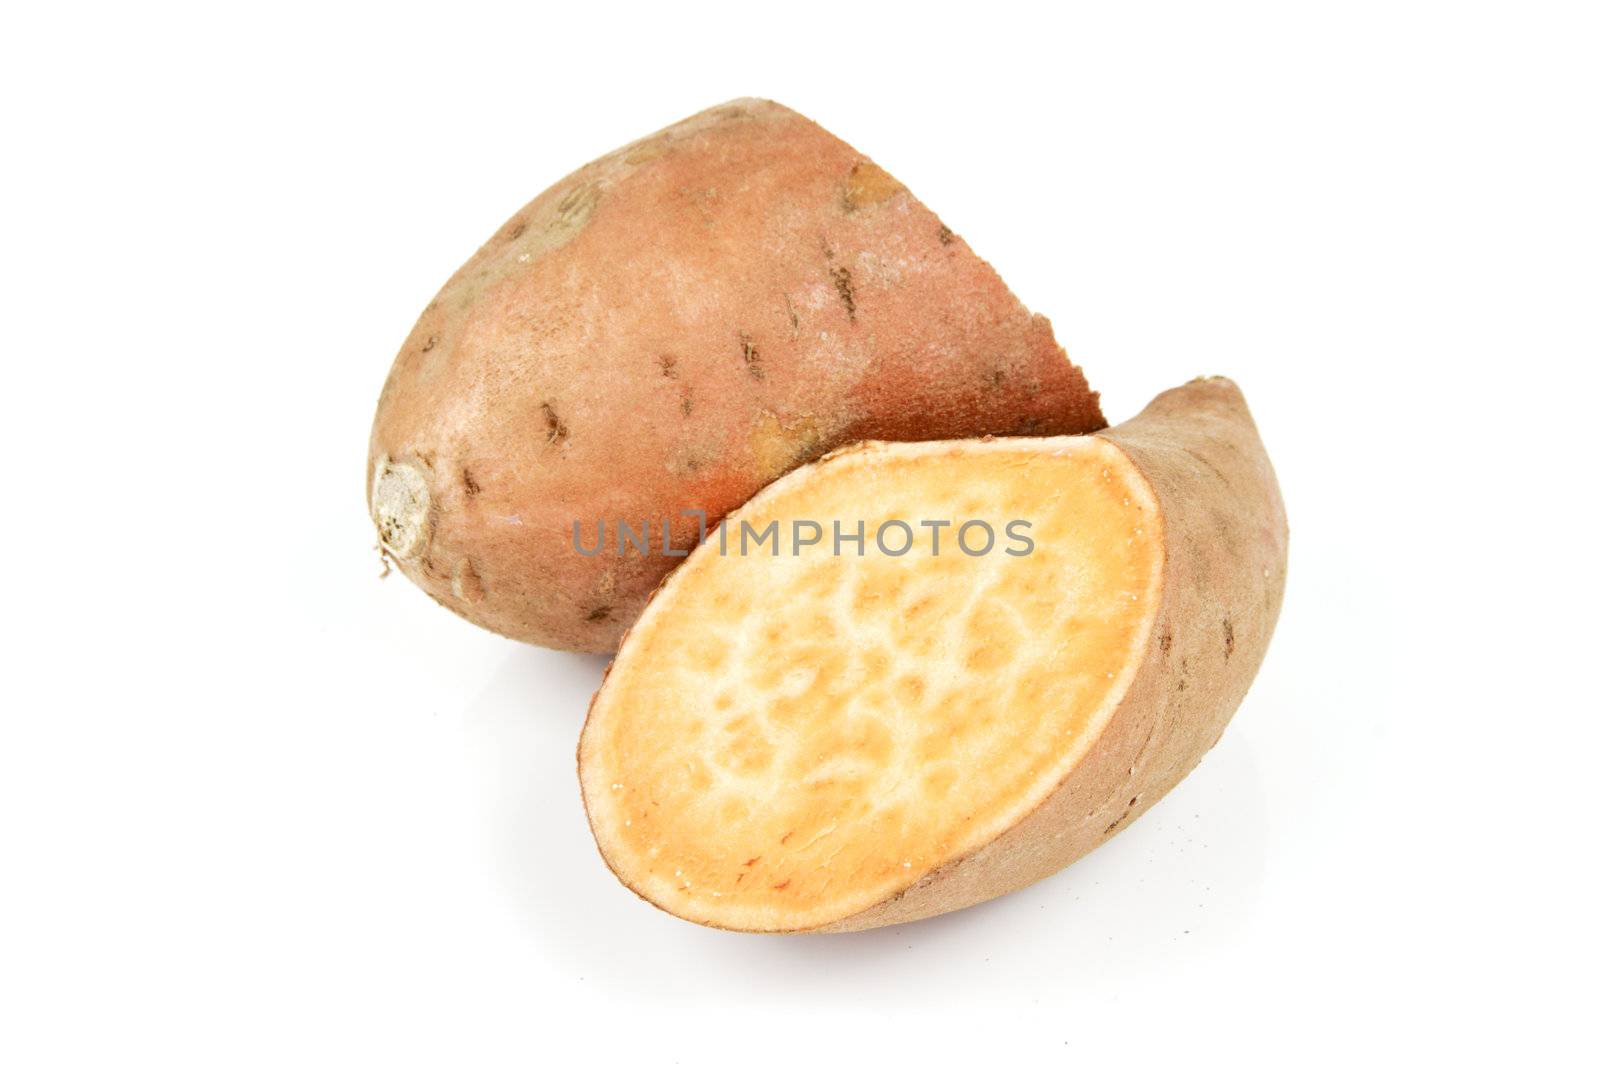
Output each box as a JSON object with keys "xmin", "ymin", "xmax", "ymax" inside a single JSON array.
[
  {"xmin": 581, "ymin": 438, "xmax": 1162, "ymax": 931},
  {"xmin": 580, "ymin": 378, "xmax": 1288, "ymax": 933}
]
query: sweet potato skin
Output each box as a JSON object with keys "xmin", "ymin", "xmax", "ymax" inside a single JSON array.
[
  {"xmin": 817, "ymin": 378, "xmax": 1287, "ymax": 931},
  {"xmin": 368, "ymin": 99, "xmax": 1103, "ymax": 652}
]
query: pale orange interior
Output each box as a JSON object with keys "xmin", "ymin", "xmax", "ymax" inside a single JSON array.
[{"xmin": 579, "ymin": 436, "xmax": 1162, "ymax": 930}]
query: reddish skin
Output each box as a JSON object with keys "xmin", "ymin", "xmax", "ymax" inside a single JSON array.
[{"xmin": 369, "ymin": 99, "xmax": 1103, "ymax": 652}]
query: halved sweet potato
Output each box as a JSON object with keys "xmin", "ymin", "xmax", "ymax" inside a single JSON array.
[{"xmin": 578, "ymin": 378, "xmax": 1286, "ymax": 932}]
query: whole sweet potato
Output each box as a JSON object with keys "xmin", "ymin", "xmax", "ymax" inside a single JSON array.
[{"xmin": 369, "ymin": 99, "xmax": 1102, "ymax": 651}]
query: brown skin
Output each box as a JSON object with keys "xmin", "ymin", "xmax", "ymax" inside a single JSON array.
[
  {"xmin": 579, "ymin": 377, "xmax": 1286, "ymax": 932},
  {"xmin": 369, "ymin": 99, "xmax": 1102, "ymax": 652}
]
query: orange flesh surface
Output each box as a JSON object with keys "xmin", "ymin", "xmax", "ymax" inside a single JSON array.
[{"xmin": 580, "ymin": 437, "xmax": 1162, "ymax": 930}]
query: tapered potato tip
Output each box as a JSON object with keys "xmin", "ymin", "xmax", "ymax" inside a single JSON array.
[{"xmin": 579, "ymin": 376, "xmax": 1286, "ymax": 932}]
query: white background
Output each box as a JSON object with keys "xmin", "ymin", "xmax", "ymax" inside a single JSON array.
[{"xmin": 4, "ymin": 2, "xmax": 1597, "ymax": 1063}]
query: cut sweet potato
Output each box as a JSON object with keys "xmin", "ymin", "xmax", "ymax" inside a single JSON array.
[{"xmin": 578, "ymin": 378, "xmax": 1286, "ymax": 932}]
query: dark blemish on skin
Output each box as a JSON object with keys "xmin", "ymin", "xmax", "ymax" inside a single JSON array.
[
  {"xmin": 507, "ymin": 220, "xmax": 528, "ymax": 240},
  {"xmin": 842, "ymin": 161, "xmax": 905, "ymax": 212},
  {"xmin": 988, "ymin": 369, "xmax": 1006, "ymax": 389},
  {"xmin": 937, "ymin": 224, "xmax": 954, "ymax": 245},
  {"xmin": 681, "ymin": 389, "xmax": 694, "ymax": 417},
  {"xmin": 658, "ymin": 354, "xmax": 678, "ymax": 378},
  {"xmin": 743, "ymin": 856, "xmax": 761, "ymax": 867},
  {"xmin": 1177, "ymin": 679, "xmax": 1188, "ymax": 692},
  {"xmin": 739, "ymin": 333, "xmax": 764, "ymax": 381},
  {"xmin": 420, "ymin": 335, "xmax": 437, "ymax": 353},
  {"xmin": 784, "ymin": 294, "xmax": 800, "ymax": 337},
  {"xmin": 454, "ymin": 558, "xmax": 485, "ymax": 603},
  {"xmin": 1104, "ymin": 798, "xmax": 1139, "ymax": 835},
  {"xmin": 461, "ymin": 468, "xmax": 480, "ymax": 496},
  {"xmin": 1191, "ymin": 450, "xmax": 1232, "ymax": 487},
  {"xmin": 1159, "ymin": 630, "xmax": 1173, "ymax": 654},
  {"xmin": 555, "ymin": 183, "xmax": 595, "ymax": 222},
  {"xmin": 779, "ymin": 831, "xmax": 793, "ymax": 845},
  {"xmin": 541, "ymin": 402, "xmax": 569, "ymax": 445},
  {"xmin": 772, "ymin": 880, "xmax": 791, "ymax": 891},
  {"xmin": 1223, "ymin": 617, "xmax": 1235, "ymax": 659},
  {"xmin": 586, "ymin": 606, "xmax": 611, "ymax": 623},
  {"xmin": 830, "ymin": 267, "xmax": 856, "ymax": 320}
]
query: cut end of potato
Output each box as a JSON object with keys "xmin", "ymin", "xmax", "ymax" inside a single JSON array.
[
  {"xmin": 370, "ymin": 456, "xmax": 431, "ymax": 560},
  {"xmin": 579, "ymin": 436, "xmax": 1165, "ymax": 932}
]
